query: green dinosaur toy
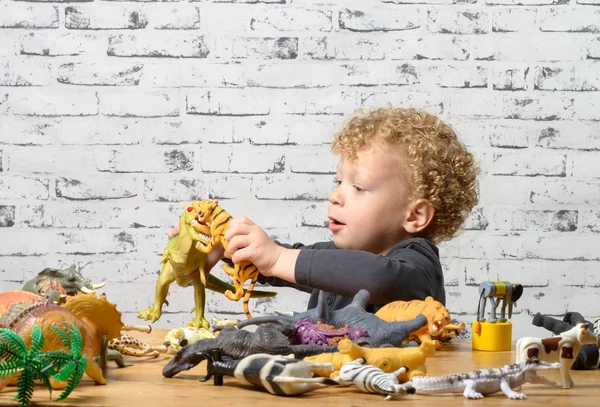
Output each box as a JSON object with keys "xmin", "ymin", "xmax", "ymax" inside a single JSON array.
[
  {"xmin": 137, "ymin": 201, "xmax": 276, "ymax": 329},
  {"xmin": 0, "ymin": 322, "xmax": 87, "ymax": 407}
]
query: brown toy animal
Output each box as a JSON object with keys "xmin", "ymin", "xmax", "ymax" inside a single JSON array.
[
  {"xmin": 375, "ymin": 296, "xmax": 463, "ymax": 349},
  {"xmin": 0, "ymin": 292, "xmax": 123, "ymax": 390}
]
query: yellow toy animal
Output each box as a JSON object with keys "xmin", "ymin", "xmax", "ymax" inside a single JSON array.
[
  {"xmin": 304, "ymin": 338, "xmax": 436, "ymax": 382},
  {"xmin": 375, "ymin": 296, "xmax": 463, "ymax": 349},
  {"xmin": 193, "ymin": 199, "xmax": 263, "ymax": 318}
]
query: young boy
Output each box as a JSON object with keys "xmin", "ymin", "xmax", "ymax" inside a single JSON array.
[{"xmin": 206, "ymin": 107, "xmax": 479, "ymax": 313}]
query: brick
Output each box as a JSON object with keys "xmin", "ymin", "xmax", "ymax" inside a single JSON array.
[
  {"xmin": 580, "ymin": 210, "xmax": 600, "ymax": 233},
  {"xmin": 288, "ymin": 146, "xmax": 337, "ymax": 174},
  {"xmin": 104, "ymin": 204, "xmax": 181, "ymax": 229},
  {"xmin": 421, "ymin": 65, "xmax": 487, "ymax": 88},
  {"xmin": 0, "ymin": 94, "xmax": 7, "ymax": 115},
  {"xmin": 492, "ymin": 8, "xmax": 537, "ymax": 32},
  {"xmin": 361, "ymin": 90, "xmax": 446, "ymax": 115},
  {"xmin": 0, "ymin": 35, "xmax": 19, "ymax": 56},
  {"xmin": 428, "ymin": 9, "xmax": 489, "ymax": 34},
  {"xmin": 486, "ymin": 0, "xmax": 568, "ymax": 4},
  {"xmin": 65, "ymin": 5, "xmax": 148, "ymax": 30},
  {"xmin": 451, "ymin": 121, "xmax": 489, "ymax": 148},
  {"xmin": 492, "ymin": 150, "xmax": 566, "ymax": 176},
  {"xmin": 0, "ymin": 116, "xmax": 149, "ymax": 145},
  {"xmin": 530, "ymin": 179, "xmax": 600, "ymax": 205},
  {"xmin": 478, "ymin": 175, "xmax": 534, "ymax": 205},
  {"xmin": 209, "ymin": 0, "xmax": 286, "ymax": 3},
  {"xmin": 340, "ymin": 63, "xmax": 421, "ymax": 86},
  {"xmin": 231, "ymin": 200, "xmax": 303, "ymax": 229},
  {"xmin": 540, "ymin": 8, "xmax": 600, "ymax": 33},
  {"xmin": 572, "ymin": 93, "xmax": 600, "ymax": 121},
  {"xmin": 526, "ymin": 234, "xmax": 600, "ymax": 260},
  {"xmin": 238, "ymin": 115, "xmax": 343, "ymax": 145},
  {"xmin": 144, "ymin": 176, "xmax": 205, "ymax": 202},
  {"xmin": 201, "ymin": 144, "xmax": 285, "ymax": 173},
  {"xmin": 187, "ymin": 90, "xmax": 270, "ymax": 116},
  {"xmin": 1, "ymin": 256, "xmax": 74, "ymax": 282},
  {"xmin": 206, "ymin": 175, "xmax": 253, "ymax": 200},
  {"xmin": 56, "ymin": 176, "xmax": 137, "ymax": 200},
  {"xmin": 493, "ymin": 65, "xmax": 528, "ymax": 91},
  {"xmin": 307, "ymin": 89, "xmax": 360, "ymax": 115},
  {"xmin": 9, "ymin": 90, "xmax": 98, "ymax": 116},
  {"xmin": 449, "ymin": 91, "xmax": 502, "ymax": 118},
  {"xmin": 96, "ymin": 147, "xmax": 194, "ymax": 173},
  {"xmin": 536, "ymin": 123, "xmax": 600, "ymax": 150},
  {"xmin": 299, "ymin": 203, "xmax": 328, "ymax": 228},
  {"xmin": 300, "ymin": 35, "xmax": 386, "ymax": 60},
  {"xmin": 571, "ymin": 151, "xmax": 600, "ymax": 178},
  {"xmin": 255, "ymin": 175, "xmax": 333, "ymax": 200},
  {"xmin": 21, "ymin": 203, "xmax": 102, "ymax": 228},
  {"xmin": 7, "ymin": 147, "xmax": 97, "ymax": 173},
  {"xmin": 150, "ymin": 62, "xmax": 244, "ymax": 88},
  {"xmin": 462, "ymin": 259, "xmax": 551, "ymax": 287},
  {"xmin": 0, "ymin": 206, "xmax": 15, "ymax": 227},
  {"xmin": 99, "ymin": 92, "xmax": 179, "ymax": 117},
  {"xmin": 78, "ymin": 258, "xmax": 162, "ymax": 285},
  {"xmin": 108, "ymin": 33, "xmax": 209, "ymax": 58},
  {"xmin": 0, "ymin": 4, "xmax": 59, "ymax": 28},
  {"xmin": 470, "ymin": 35, "xmax": 585, "ymax": 61},
  {"xmin": 463, "ymin": 207, "xmax": 489, "ymax": 230},
  {"xmin": 458, "ymin": 231, "xmax": 526, "ymax": 260},
  {"xmin": 270, "ymin": 226, "xmax": 331, "ymax": 246},
  {"xmin": 503, "ymin": 95, "xmax": 574, "ymax": 121},
  {"xmin": 339, "ymin": 8, "xmax": 421, "ymax": 32},
  {"xmin": 488, "ymin": 208, "xmax": 577, "ymax": 232},
  {"xmin": 0, "ymin": 60, "xmax": 52, "ymax": 86},
  {"xmin": 151, "ymin": 5, "xmax": 200, "ymax": 29},
  {"xmin": 251, "ymin": 9, "xmax": 332, "ymax": 32},
  {"xmin": 586, "ymin": 37, "xmax": 600, "ymax": 59},
  {"xmin": 246, "ymin": 63, "xmax": 337, "ymax": 88},
  {"xmin": 388, "ymin": 36, "xmax": 469, "ymax": 60},
  {"xmin": 488, "ymin": 123, "xmax": 533, "ymax": 148},
  {"xmin": 20, "ymin": 32, "xmax": 104, "ymax": 56},
  {"xmin": 175, "ymin": 117, "xmax": 239, "ymax": 144},
  {"xmin": 535, "ymin": 65, "xmax": 600, "ymax": 91},
  {"xmin": 0, "ymin": 176, "xmax": 49, "ymax": 199},
  {"xmin": 58, "ymin": 62, "xmax": 143, "ymax": 86},
  {"xmin": 213, "ymin": 37, "xmax": 297, "ymax": 59},
  {"xmin": 577, "ymin": 0, "xmax": 600, "ymax": 3}
]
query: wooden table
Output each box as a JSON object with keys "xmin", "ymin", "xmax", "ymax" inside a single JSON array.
[{"xmin": 1, "ymin": 329, "xmax": 598, "ymax": 406}]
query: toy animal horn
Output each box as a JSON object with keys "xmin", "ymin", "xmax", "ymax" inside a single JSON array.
[
  {"xmin": 79, "ymin": 286, "xmax": 94, "ymax": 294},
  {"xmin": 92, "ymin": 283, "xmax": 106, "ymax": 290}
]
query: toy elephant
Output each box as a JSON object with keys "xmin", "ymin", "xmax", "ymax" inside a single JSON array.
[{"xmin": 23, "ymin": 264, "xmax": 105, "ymax": 296}]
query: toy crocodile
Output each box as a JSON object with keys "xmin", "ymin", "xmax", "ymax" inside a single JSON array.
[{"xmin": 137, "ymin": 202, "xmax": 276, "ymax": 329}]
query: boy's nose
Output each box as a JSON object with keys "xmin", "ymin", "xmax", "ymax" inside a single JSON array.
[{"xmin": 328, "ymin": 186, "xmax": 343, "ymax": 206}]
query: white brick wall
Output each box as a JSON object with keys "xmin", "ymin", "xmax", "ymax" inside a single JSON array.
[{"xmin": 0, "ymin": 0, "xmax": 599, "ymax": 341}]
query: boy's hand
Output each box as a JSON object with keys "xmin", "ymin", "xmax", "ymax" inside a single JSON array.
[{"xmin": 224, "ymin": 217, "xmax": 282, "ymax": 277}]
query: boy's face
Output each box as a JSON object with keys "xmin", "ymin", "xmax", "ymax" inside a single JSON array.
[{"xmin": 328, "ymin": 143, "xmax": 413, "ymax": 255}]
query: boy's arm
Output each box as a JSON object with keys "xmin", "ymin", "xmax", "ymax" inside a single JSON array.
[{"xmin": 292, "ymin": 238, "xmax": 445, "ymax": 306}]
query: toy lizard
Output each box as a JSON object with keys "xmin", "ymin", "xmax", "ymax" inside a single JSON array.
[
  {"xmin": 198, "ymin": 351, "xmax": 339, "ymax": 396},
  {"xmin": 532, "ymin": 312, "xmax": 599, "ymax": 370},
  {"xmin": 162, "ymin": 323, "xmax": 338, "ymax": 378},
  {"xmin": 408, "ymin": 358, "xmax": 560, "ymax": 399},
  {"xmin": 375, "ymin": 296, "xmax": 464, "ymax": 349},
  {"xmin": 192, "ymin": 199, "xmax": 263, "ymax": 318},
  {"xmin": 137, "ymin": 201, "xmax": 276, "ymax": 329},
  {"xmin": 236, "ymin": 289, "xmax": 428, "ymax": 348}
]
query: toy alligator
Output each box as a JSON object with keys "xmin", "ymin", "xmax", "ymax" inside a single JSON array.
[
  {"xmin": 137, "ymin": 201, "xmax": 276, "ymax": 329},
  {"xmin": 236, "ymin": 289, "xmax": 428, "ymax": 348}
]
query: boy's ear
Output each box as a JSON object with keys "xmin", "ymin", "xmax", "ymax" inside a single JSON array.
[{"xmin": 403, "ymin": 198, "xmax": 435, "ymax": 234}]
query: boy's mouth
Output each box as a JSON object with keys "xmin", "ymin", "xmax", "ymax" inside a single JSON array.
[{"xmin": 328, "ymin": 217, "xmax": 345, "ymax": 232}]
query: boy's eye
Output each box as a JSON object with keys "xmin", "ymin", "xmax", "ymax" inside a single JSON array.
[
  {"xmin": 353, "ymin": 185, "xmax": 364, "ymax": 192},
  {"xmin": 333, "ymin": 178, "xmax": 341, "ymax": 186}
]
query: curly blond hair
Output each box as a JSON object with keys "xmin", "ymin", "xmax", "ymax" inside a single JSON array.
[{"xmin": 331, "ymin": 106, "xmax": 479, "ymax": 244}]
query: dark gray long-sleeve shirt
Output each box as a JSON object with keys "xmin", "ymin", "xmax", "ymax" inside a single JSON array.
[{"xmin": 258, "ymin": 237, "xmax": 444, "ymax": 314}]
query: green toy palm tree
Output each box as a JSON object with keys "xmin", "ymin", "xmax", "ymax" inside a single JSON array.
[{"xmin": 0, "ymin": 322, "xmax": 88, "ymax": 407}]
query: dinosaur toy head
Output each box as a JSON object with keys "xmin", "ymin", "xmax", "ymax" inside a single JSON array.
[
  {"xmin": 179, "ymin": 201, "xmax": 212, "ymax": 246},
  {"xmin": 520, "ymin": 357, "xmax": 560, "ymax": 385}
]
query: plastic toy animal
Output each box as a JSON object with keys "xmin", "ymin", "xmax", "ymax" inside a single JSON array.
[
  {"xmin": 162, "ymin": 323, "xmax": 337, "ymax": 378},
  {"xmin": 336, "ymin": 358, "xmax": 414, "ymax": 400},
  {"xmin": 477, "ymin": 281, "xmax": 523, "ymax": 322},
  {"xmin": 408, "ymin": 358, "xmax": 559, "ymax": 399},
  {"xmin": 532, "ymin": 312, "xmax": 599, "ymax": 370},
  {"xmin": 0, "ymin": 293, "xmax": 122, "ymax": 386},
  {"xmin": 197, "ymin": 351, "xmax": 338, "ymax": 396},
  {"xmin": 161, "ymin": 326, "xmax": 217, "ymax": 352},
  {"xmin": 305, "ymin": 338, "xmax": 435, "ymax": 382},
  {"xmin": 515, "ymin": 323, "xmax": 597, "ymax": 388},
  {"xmin": 375, "ymin": 296, "xmax": 464, "ymax": 349},
  {"xmin": 192, "ymin": 199, "xmax": 262, "ymax": 318},
  {"xmin": 23, "ymin": 264, "xmax": 105, "ymax": 296},
  {"xmin": 293, "ymin": 318, "xmax": 369, "ymax": 346},
  {"xmin": 237, "ymin": 289, "xmax": 428, "ymax": 348},
  {"xmin": 137, "ymin": 201, "xmax": 276, "ymax": 328}
]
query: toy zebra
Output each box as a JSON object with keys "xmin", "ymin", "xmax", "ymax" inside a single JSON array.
[
  {"xmin": 336, "ymin": 358, "xmax": 415, "ymax": 400},
  {"xmin": 199, "ymin": 351, "xmax": 339, "ymax": 396}
]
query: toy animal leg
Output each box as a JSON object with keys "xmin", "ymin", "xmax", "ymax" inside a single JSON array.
[
  {"xmin": 242, "ymin": 279, "xmax": 256, "ymax": 319},
  {"xmin": 499, "ymin": 299, "xmax": 508, "ymax": 322},
  {"xmin": 478, "ymin": 297, "xmax": 487, "ymax": 321},
  {"xmin": 221, "ymin": 262, "xmax": 243, "ymax": 302},
  {"xmin": 488, "ymin": 298, "xmax": 498, "ymax": 323},
  {"xmin": 85, "ymin": 357, "xmax": 107, "ymax": 385},
  {"xmin": 559, "ymin": 362, "xmax": 573, "ymax": 389},
  {"xmin": 463, "ymin": 380, "xmax": 484, "ymax": 399},
  {"xmin": 137, "ymin": 262, "xmax": 176, "ymax": 323},
  {"xmin": 188, "ymin": 279, "xmax": 209, "ymax": 329},
  {"xmin": 500, "ymin": 380, "xmax": 527, "ymax": 399}
]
